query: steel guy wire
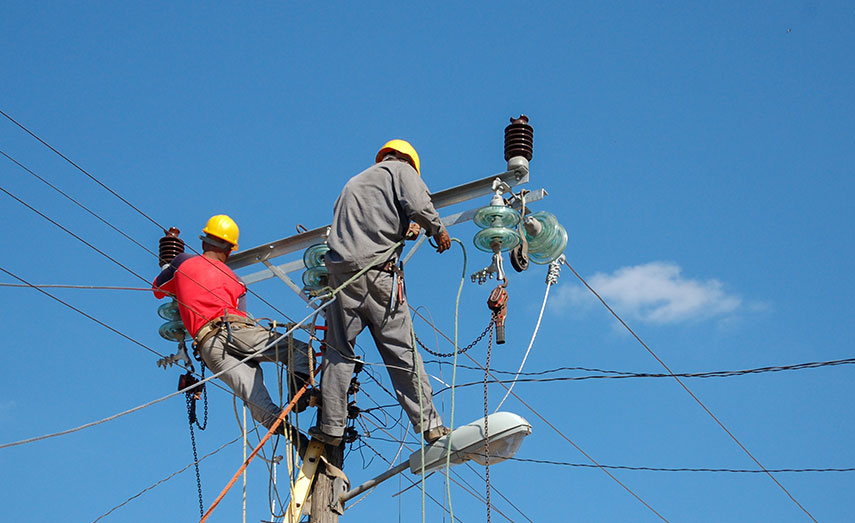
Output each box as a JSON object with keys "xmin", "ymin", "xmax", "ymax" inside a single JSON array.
[
  {"xmin": 409, "ymin": 306, "xmax": 671, "ymax": 523},
  {"xmin": 562, "ymin": 258, "xmax": 818, "ymax": 523}
]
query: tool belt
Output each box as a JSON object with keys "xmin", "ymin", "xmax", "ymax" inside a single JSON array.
[{"xmin": 194, "ymin": 314, "xmax": 255, "ymax": 347}]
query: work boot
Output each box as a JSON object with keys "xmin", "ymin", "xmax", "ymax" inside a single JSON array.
[
  {"xmin": 288, "ymin": 373, "xmax": 313, "ymax": 413},
  {"xmin": 275, "ymin": 422, "xmax": 310, "ymax": 458},
  {"xmin": 423, "ymin": 425, "xmax": 451, "ymax": 444},
  {"xmin": 308, "ymin": 426, "xmax": 343, "ymax": 446}
]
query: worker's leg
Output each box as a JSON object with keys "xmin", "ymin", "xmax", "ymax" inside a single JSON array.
[
  {"xmin": 364, "ymin": 270, "xmax": 443, "ymax": 434},
  {"xmin": 318, "ymin": 271, "xmax": 367, "ymax": 437},
  {"xmin": 198, "ymin": 332, "xmax": 280, "ymax": 428},
  {"xmin": 228, "ymin": 324, "xmax": 312, "ymax": 378}
]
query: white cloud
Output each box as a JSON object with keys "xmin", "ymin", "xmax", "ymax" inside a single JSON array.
[{"xmin": 554, "ymin": 262, "xmax": 742, "ymax": 324}]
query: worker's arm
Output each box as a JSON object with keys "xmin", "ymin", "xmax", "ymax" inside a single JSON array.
[
  {"xmin": 152, "ymin": 253, "xmax": 192, "ymax": 299},
  {"xmin": 394, "ymin": 164, "xmax": 444, "ymax": 237}
]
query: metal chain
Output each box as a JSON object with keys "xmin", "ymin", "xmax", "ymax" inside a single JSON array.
[
  {"xmin": 186, "ymin": 395, "xmax": 205, "ymax": 519},
  {"xmin": 484, "ymin": 326, "xmax": 493, "ymax": 523},
  {"xmin": 414, "ymin": 319, "xmax": 494, "ymax": 358},
  {"xmin": 196, "ymin": 364, "xmax": 208, "ymax": 430}
]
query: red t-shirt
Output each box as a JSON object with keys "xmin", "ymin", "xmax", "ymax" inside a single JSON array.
[{"xmin": 153, "ymin": 253, "xmax": 247, "ymax": 337}]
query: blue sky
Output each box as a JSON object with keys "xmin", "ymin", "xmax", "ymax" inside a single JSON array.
[{"xmin": 2, "ymin": 2, "xmax": 853, "ymax": 522}]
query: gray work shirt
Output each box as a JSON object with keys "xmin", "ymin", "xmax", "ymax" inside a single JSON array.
[{"xmin": 326, "ymin": 159, "xmax": 444, "ymax": 273}]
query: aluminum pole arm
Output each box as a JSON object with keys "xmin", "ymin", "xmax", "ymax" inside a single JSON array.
[{"xmin": 226, "ymin": 167, "xmax": 529, "ymax": 271}]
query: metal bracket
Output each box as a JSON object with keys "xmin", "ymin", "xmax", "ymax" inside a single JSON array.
[{"xmin": 471, "ymin": 252, "xmax": 507, "ymax": 285}]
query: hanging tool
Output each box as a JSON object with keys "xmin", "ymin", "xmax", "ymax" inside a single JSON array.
[{"xmin": 487, "ymin": 284, "xmax": 509, "ymax": 344}]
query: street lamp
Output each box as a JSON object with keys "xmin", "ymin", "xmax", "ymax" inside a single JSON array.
[{"xmin": 340, "ymin": 412, "xmax": 532, "ymax": 506}]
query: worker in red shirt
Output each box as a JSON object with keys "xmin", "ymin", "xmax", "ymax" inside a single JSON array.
[{"xmin": 153, "ymin": 215, "xmax": 311, "ymax": 434}]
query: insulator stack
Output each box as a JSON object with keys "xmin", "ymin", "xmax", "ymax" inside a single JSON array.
[
  {"xmin": 159, "ymin": 227, "xmax": 185, "ymax": 267},
  {"xmin": 157, "ymin": 300, "xmax": 189, "ymax": 341},
  {"xmin": 472, "ymin": 204, "xmax": 522, "ymax": 253},
  {"xmin": 504, "ymin": 115, "xmax": 534, "ymax": 161},
  {"xmin": 302, "ymin": 243, "xmax": 330, "ymax": 293}
]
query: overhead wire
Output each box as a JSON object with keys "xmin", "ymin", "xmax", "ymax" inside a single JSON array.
[
  {"xmin": 562, "ymin": 258, "xmax": 818, "ymax": 523},
  {"xmin": 409, "ymin": 306, "xmax": 671, "ymax": 522},
  {"xmin": 355, "ymin": 340, "xmax": 535, "ymax": 523},
  {"xmin": 504, "ymin": 457, "xmax": 855, "ymax": 474},
  {"xmin": 91, "ymin": 434, "xmax": 244, "ymax": 522},
  {"xmin": 0, "ymin": 279, "xmax": 332, "ymax": 450},
  {"xmin": 1, "ymin": 108, "xmax": 166, "ymax": 231}
]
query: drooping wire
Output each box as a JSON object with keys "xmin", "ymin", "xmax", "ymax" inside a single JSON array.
[
  {"xmin": 410, "ymin": 306, "xmax": 670, "ymax": 522},
  {"xmin": 0, "ymin": 285, "xmax": 333, "ymax": 450},
  {"xmin": 504, "ymin": 456, "xmax": 855, "ymax": 474},
  {"xmin": 562, "ymin": 258, "xmax": 818, "ymax": 523}
]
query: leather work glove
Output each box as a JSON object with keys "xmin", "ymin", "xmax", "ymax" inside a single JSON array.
[{"xmin": 434, "ymin": 228, "xmax": 451, "ymax": 253}]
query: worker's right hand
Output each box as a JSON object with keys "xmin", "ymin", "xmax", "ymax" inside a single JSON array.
[{"xmin": 434, "ymin": 229, "xmax": 451, "ymax": 253}]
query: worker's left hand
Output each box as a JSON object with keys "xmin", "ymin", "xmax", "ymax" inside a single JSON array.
[
  {"xmin": 434, "ymin": 229, "xmax": 451, "ymax": 253},
  {"xmin": 406, "ymin": 222, "xmax": 421, "ymax": 240}
]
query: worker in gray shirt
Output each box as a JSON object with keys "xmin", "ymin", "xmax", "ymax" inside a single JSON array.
[{"xmin": 311, "ymin": 139, "xmax": 452, "ymax": 446}]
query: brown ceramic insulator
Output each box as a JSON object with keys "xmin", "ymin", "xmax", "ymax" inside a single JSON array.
[
  {"xmin": 504, "ymin": 114, "xmax": 534, "ymax": 161},
  {"xmin": 158, "ymin": 227, "xmax": 185, "ymax": 266}
]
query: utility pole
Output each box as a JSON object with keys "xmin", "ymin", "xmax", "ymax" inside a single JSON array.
[
  {"xmin": 228, "ymin": 116, "xmax": 545, "ymax": 520},
  {"xmin": 309, "ymin": 442, "xmax": 344, "ymax": 522}
]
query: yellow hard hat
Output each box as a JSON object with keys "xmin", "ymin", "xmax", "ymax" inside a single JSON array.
[
  {"xmin": 376, "ymin": 139, "xmax": 420, "ymax": 174},
  {"xmin": 202, "ymin": 214, "xmax": 239, "ymax": 251}
]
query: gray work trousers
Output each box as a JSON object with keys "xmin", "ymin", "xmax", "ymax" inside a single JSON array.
[
  {"xmin": 320, "ymin": 269, "xmax": 442, "ymax": 437},
  {"xmin": 198, "ymin": 322, "xmax": 310, "ymax": 429}
]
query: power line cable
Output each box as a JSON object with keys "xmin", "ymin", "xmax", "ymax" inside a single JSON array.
[
  {"xmin": 92, "ymin": 434, "xmax": 243, "ymax": 522},
  {"xmin": 562, "ymin": 259, "xmax": 818, "ymax": 522},
  {"xmin": 0, "ymin": 109, "xmax": 166, "ymax": 232},
  {"xmin": 410, "ymin": 306, "xmax": 671, "ymax": 522},
  {"xmin": 504, "ymin": 457, "xmax": 855, "ymax": 474},
  {"xmin": 0, "ymin": 283, "xmax": 153, "ymax": 291},
  {"xmin": 0, "ymin": 276, "xmax": 331, "ymax": 450},
  {"xmin": 1, "ymin": 148, "xmax": 161, "ymax": 261}
]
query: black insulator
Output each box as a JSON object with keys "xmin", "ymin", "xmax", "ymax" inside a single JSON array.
[
  {"xmin": 159, "ymin": 227, "xmax": 185, "ymax": 267},
  {"xmin": 504, "ymin": 115, "xmax": 534, "ymax": 161}
]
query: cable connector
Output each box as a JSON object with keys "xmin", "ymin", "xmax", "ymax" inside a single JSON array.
[{"xmin": 546, "ymin": 254, "xmax": 565, "ymax": 285}]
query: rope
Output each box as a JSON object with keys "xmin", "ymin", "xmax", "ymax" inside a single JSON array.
[{"xmin": 199, "ymin": 379, "xmax": 311, "ymax": 522}]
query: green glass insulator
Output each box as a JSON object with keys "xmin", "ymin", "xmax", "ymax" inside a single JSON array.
[
  {"xmin": 473, "ymin": 205, "xmax": 521, "ymax": 229},
  {"xmin": 157, "ymin": 300, "xmax": 181, "ymax": 321},
  {"xmin": 524, "ymin": 211, "xmax": 568, "ymax": 264},
  {"xmin": 473, "ymin": 227, "xmax": 521, "ymax": 253},
  {"xmin": 159, "ymin": 319, "xmax": 189, "ymax": 342},
  {"xmin": 303, "ymin": 243, "xmax": 330, "ymax": 269},
  {"xmin": 302, "ymin": 266, "xmax": 329, "ymax": 290}
]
